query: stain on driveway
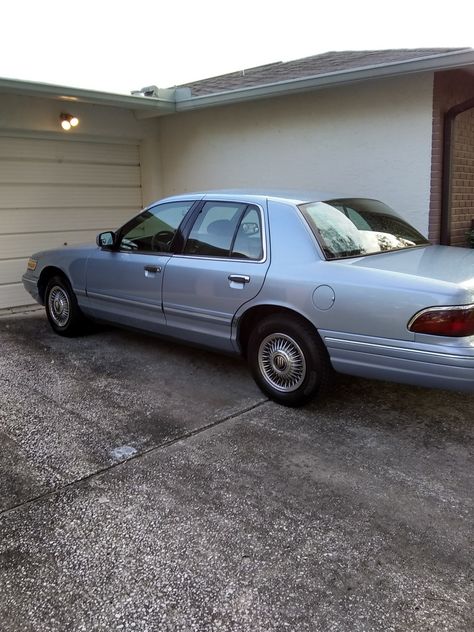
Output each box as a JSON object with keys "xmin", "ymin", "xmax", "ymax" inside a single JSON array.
[{"xmin": 0, "ymin": 311, "xmax": 265, "ymax": 508}]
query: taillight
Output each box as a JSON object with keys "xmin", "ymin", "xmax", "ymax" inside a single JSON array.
[{"xmin": 408, "ymin": 304, "xmax": 474, "ymax": 337}]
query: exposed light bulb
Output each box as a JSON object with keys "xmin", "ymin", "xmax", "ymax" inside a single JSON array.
[{"xmin": 60, "ymin": 113, "xmax": 79, "ymax": 131}]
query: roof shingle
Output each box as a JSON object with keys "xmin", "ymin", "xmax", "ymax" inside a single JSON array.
[{"xmin": 177, "ymin": 48, "xmax": 467, "ymax": 96}]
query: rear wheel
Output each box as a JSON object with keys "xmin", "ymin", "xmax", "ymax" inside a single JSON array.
[
  {"xmin": 248, "ymin": 314, "xmax": 332, "ymax": 407},
  {"xmin": 45, "ymin": 275, "xmax": 87, "ymax": 336}
]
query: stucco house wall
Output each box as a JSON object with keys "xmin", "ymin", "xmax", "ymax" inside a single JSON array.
[{"xmin": 158, "ymin": 73, "xmax": 434, "ymax": 235}]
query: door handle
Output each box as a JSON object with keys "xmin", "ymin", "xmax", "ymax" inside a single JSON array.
[
  {"xmin": 144, "ymin": 265, "xmax": 162, "ymax": 273},
  {"xmin": 228, "ymin": 274, "xmax": 250, "ymax": 284}
]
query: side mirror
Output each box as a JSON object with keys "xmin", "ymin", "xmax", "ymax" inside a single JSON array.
[{"xmin": 97, "ymin": 231, "xmax": 116, "ymax": 249}]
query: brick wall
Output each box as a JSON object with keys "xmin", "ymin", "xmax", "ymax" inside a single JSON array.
[
  {"xmin": 450, "ymin": 108, "xmax": 474, "ymax": 246},
  {"xmin": 429, "ymin": 70, "xmax": 474, "ymax": 243}
]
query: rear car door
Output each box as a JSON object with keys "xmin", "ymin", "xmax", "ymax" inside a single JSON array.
[{"xmin": 162, "ymin": 200, "xmax": 270, "ymax": 351}]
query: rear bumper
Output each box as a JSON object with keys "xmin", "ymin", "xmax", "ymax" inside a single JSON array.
[{"xmin": 321, "ymin": 331, "xmax": 474, "ymax": 393}]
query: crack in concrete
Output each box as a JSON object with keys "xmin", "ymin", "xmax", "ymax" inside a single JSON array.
[
  {"xmin": 0, "ymin": 398, "xmax": 268, "ymax": 520},
  {"xmin": 0, "ymin": 305, "xmax": 43, "ymax": 319}
]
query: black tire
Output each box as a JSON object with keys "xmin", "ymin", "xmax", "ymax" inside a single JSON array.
[
  {"xmin": 247, "ymin": 314, "xmax": 332, "ymax": 407},
  {"xmin": 45, "ymin": 275, "xmax": 87, "ymax": 337}
]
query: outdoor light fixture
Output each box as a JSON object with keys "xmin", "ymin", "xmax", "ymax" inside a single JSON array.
[{"xmin": 60, "ymin": 113, "xmax": 79, "ymax": 131}]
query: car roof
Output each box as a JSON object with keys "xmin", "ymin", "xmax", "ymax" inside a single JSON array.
[{"xmin": 154, "ymin": 189, "xmax": 347, "ymax": 206}]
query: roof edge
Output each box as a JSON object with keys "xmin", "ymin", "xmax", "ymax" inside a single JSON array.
[
  {"xmin": 1, "ymin": 48, "xmax": 473, "ymax": 115},
  {"xmin": 0, "ymin": 76, "xmax": 176, "ymax": 112},
  {"xmin": 175, "ymin": 48, "xmax": 474, "ymax": 111}
]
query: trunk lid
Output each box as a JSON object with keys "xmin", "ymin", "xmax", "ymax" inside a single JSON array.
[{"xmin": 346, "ymin": 245, "xmax": 474, "ymax": 288}]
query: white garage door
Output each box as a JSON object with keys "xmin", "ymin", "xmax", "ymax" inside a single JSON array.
[{"xmin": 0, "ymin": 135, "xmax": 142, "ymax": 309}]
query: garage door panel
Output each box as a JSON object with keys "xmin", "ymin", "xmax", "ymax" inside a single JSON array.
[
  {"xmin": 0, "ymin": 137, "xmax": 139, "ymax": 165},
  {"xmin": 0, "ymin": 231, "xmax": 104, "ymax": 260},
  {"xmin": 0, "ymin": 259, "xmax": 28, "ymax": 285},
  {"xmin": 0, "ymin": 283, "xmax": 32, "ymax": 310},
  {"xmin": 0, "ymin": 185, "xmax": 142, "ymax": 209},
  {"xmin": 0, "ymin": 208, "xmax": 135, "ymax": 234},
  {"xmin": 0, "ymin": 162, "xmax": 141, "ymax": 186},
  {"xmin": 0, "ymin": 136, "xmax": 142, "ymax": 309}
]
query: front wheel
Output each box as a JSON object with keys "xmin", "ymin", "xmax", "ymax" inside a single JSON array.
[
  {"xmin": 45, "ymin": 276, "xmax": 87, "ymax": 337},
  {"xmin": 247, "ymin": 315, "xmax": 332, "ymax": 407}
]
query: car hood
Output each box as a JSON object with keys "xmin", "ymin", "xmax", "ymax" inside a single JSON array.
[
  {"xmin": 32, "ymin": 244, "xmax": 98, "ymax": 260},
  {"xmin": 346, "ymin": 245, "xmax": 474, "ymax": 289}
]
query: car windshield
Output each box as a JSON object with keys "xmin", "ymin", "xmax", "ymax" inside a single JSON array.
[{"xmin": 299, "ymin": 198, "xmax": 430, "ymax": 259}]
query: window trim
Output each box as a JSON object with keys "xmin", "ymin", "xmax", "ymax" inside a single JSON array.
[
  {"xmin": 179, "ymin": 200, "xmax": 267, "ymax": 263},
  {"xmin": 114, "ymin": 200, "xmax": 199, "ymax": 256}
]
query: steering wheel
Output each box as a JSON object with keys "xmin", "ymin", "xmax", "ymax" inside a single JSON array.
[
  {"xmin": 151, "ymin": 230, "xmax": 175, "ymax": 252},
  {"xmin": 120, "ymin": 237, "xmax": 138, "ymax": 251}
]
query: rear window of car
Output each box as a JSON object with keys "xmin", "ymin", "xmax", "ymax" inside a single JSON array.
[{"xmin": 299, "ymin": 198, "xmax": 430, "ymax": 260}]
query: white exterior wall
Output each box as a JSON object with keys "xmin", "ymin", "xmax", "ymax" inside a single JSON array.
[{"xmin": 158, "ymin": 74, "xmax": 434, "ymax": 234}]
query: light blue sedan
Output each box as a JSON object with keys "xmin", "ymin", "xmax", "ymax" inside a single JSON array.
[{"xmin": 22, "ymin": 191, "xmax": 474, "ymax": 406}]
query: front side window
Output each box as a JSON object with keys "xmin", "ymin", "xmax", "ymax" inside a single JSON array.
[
  {"xmin": 184, "ymin": 202, "xmax": 263, "ymax": 260},
  {"xmin": 119, "ymin": 201, "xmax": 194, "ymax": 253},
  {"xmin": 299, "ymin": 198, "xmax": 429, "ymax": 260}
]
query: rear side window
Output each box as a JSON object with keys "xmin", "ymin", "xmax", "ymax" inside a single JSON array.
[
  {"xmin": 184, "ymin": 202, "xmax": 263, "ymax": 260},
  {"xmin": 232, "ymin": 207, "xmax": 263, "ymax": 260}
]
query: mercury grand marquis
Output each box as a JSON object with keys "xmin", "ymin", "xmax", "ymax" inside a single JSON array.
[{"xmin": 22, "ymin": 191, "xmax": 474, "ymax": 406}]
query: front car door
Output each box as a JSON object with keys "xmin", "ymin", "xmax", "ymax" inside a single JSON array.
[
  {"xmin": 85, "ymin": 200, "xmax": 196, "ymax": 332},
  {"xmin": 162, "ymin": 199, "xmax": 270, "ymax": 351}
]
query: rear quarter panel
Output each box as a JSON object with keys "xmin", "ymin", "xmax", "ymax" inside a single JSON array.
[{"xmin": 240, "ymin": 200, "xmax": 473, "ymax": 343}]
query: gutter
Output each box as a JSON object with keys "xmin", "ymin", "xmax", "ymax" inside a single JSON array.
[
  {"xmin": 0, "ymin": 76, "xmax": 176, "ymax": 113},
  {"xmin": 175, "ymin": 48, "xmax": 474, "ymax": 111},
  {"xmin": 440, "ymin": 96, "xmax": 474, "ymax": 245}
]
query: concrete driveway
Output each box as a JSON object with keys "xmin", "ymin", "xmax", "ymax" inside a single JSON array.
[{"xmin": 0, "ymin": 311, "xmax": 472, "ymax": 632}]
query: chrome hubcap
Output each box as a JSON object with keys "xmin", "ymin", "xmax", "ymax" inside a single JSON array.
[
  {"xmin": 258, "ymin": 333, "xmax": 306, "ymax": 392},
  {"xmin": 48, "ymin": 286, "xmax": 70, "ymax": 327}
]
